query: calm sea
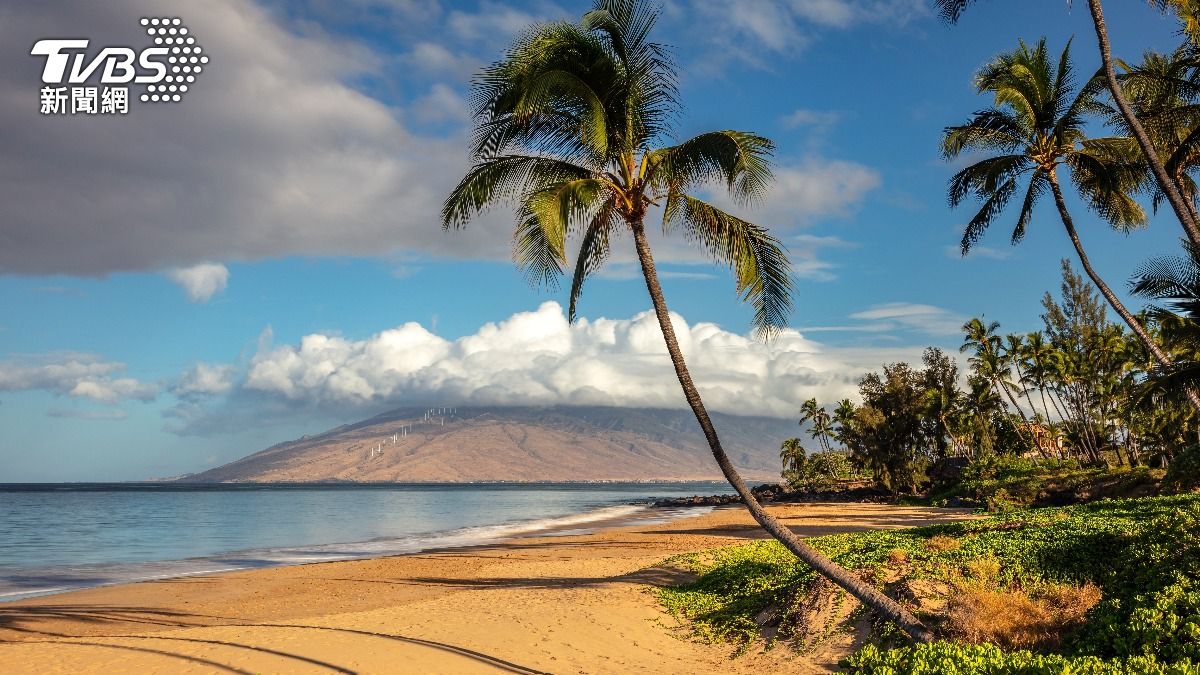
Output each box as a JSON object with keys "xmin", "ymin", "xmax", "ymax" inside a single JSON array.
[{"xmin": 0, "ymin": 481, "xmax": 731, "ymax": 602}]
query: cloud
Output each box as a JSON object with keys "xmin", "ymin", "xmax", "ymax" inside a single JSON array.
[
  {"xmin": 173, "ymin": 363, "xmax": 237, "ymax": 398},
  {"xmin": 410, "ymin": 83, "xmax": 471, "ymax": 125},
  {"xmin": 944, "ymin": 244, "xmax": 1012, "ymax": 260},
  {"xmin": 792, "ymin": 234, "xmax": 857, "ymax": 248},
  {"xmin": 48, "ymin": 408, "xmax": 129, "ymax": 420},
  {"xmin": 0, "ymin": 0, "xmax": 520, "ymax": 276},
  {"xmin": 168, "ymin": 263, "xmax": 229, "ymax": 302},
  {"xmin": 781, "ymin": 108, "xmax": 842, "ymax": 129},
  {"xmin": 171, "ymin": 301, "xmax": 934, "ymax": 433},
  {"xmin": 0, "ymin": 0, "xmax": 881, "ymax": 283},
  {"xmin": 848, "ymin": 302, "xmax": 968, "ymax": 336},
  {"xmin": 400, "ymin": 42, "xmax": 480, "ymax": 80},
  {"xmin": 0, "ymin": 353, "xmax": 158, "ymax": 403},
  {"xmin": 685, "ymin": 0, "xmax": 927, "ymax": 67},
  {"xmin": 771, "ymin": 160, "xmax": 881, "ymax": 224},
  {"xmin": 692, "ymin": 158, "xmax": 880, "ymax": 243},
  {"xmin": 446, "ymin": 1, "xmax": 568, "ymax": 43}
]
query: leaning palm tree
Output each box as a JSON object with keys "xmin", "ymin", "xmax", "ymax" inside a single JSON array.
[
  {"xmin": 441, "ymin": 0, "xmax": 932, "ymax": 642},
  {"xmin": 943, "ymin": 39, "xmax": 1200, "ymax": 415},
  {"xmin": 934, "ymin": 0, "xmax": 1200, "ymax": 247}
]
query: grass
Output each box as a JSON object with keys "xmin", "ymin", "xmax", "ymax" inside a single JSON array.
[{"xmin": 657, "ymin": 493, "xmax": 1200, "ymax": 672}]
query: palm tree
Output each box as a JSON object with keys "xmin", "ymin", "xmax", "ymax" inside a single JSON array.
[
  {"xmin": 441, "ymin": 0, "xmax": 932, "ymax": 642},
  {"xmin": 1022, "ymin": 330, "xmax": 1068, "ymax": 424},
  {"xmin": 1002, "ymin": 333, "xmax": 1039, "ymax": 421},
  {"xmin": 943, "ymin": 39, "xmax": 1200, "ymax": 415},
  {"xmin": 1132, "ymin": 239, "xmax": 1200, "ymax": 392},
  {"xmin": 779, "ymin": 437, "xmax": 807, "ymax": 483},
  {"xmin": 1118, "ymin": 45, "xmax": 1200, "ymax": 221},
  {"xmin": 799, "ymin": 397, "xmax": 833, "ymax": 452},
  {"xmin": 933, "ymin": 0, "xmax": 1200, "ymax": 247},
  {"xmin": 962, "ymin": 318, "xmax": 1038, "ymax": 452}
]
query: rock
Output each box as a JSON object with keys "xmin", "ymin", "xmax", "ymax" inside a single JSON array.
[{"xmin": 928, "ymin": 456, "xmax": 971, "ymax": 489}]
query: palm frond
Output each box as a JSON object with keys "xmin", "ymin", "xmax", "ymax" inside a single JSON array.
[
  {"xmin": 513, "ymin": 207, "xmax": 565, "ymax": 288},
  {"xmin": 523, "ymin": 178, "xmax": 611, "ymax": 246},
  {"xmin": 947, "ymin": 154, "xmax": 1029, "ymax": 207},
  {"xmin": 941, "ymin": 110, "xmax": 1025, "ymax": 157},
  {"xmin": 442, "ymin": 155, "xmax": 594, "ymax": 229},
  {"xmin": 1012, "ymin": 170, "xmax": 1049, "ymax": 244},
  {"xmin": 932, "ymin": 0, "xmax": 981, "ymax": 23},
  {"xmin": 960, "ymin": 173, "xmax": 1019, "ymax": 254},
  {"xmin": 664, "ymin": 193, "xmax": 793, "ymax": 335},
  {"xmin": 651, "ymin": 130, "xmax": 775, "ymax": 205},
  {"xmin": 1067, "ymin": 148, "xmax": 1150, "ymax": 230},
  {"xmin": 567, "ymin": 205, "xmax": 619, "ymax": 322}
]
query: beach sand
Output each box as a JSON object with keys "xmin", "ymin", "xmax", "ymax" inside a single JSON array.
[{"xmin": 0, "ymin": 503, "xmax": 974, "ymax": 674}]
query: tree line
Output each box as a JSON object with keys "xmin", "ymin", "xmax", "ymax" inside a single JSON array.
[{"xmin": 783, "ymin": 262, "xmax": 1200, "ymax": 495}]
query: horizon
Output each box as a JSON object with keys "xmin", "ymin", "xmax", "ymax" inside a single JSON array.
[{"xmin": 1, "ymin": 0, "xmax": 1188, "ymax": 481}]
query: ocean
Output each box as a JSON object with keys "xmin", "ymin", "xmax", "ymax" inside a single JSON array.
[{"xmin": 0, "ymin": 481, "xmax": 732, "ymax": 602}]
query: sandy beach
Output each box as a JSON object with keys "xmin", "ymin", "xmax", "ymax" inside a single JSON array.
[{"xmin": 0, "ymin": 503, "xmax": 974, "ymax": 674}]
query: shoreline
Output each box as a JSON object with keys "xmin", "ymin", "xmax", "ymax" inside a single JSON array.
[
  {"xmin": 0, "ymin": 502, "xmax": 976, "ymax": 674},
  {"xmin": 0, "ymin": 501, "xmax": 718, "ymax": 604}
]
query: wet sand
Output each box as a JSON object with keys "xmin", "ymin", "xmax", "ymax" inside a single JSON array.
[{"xmin": 0, "ymin": 503, "xmax": 974, "ymax": 674}]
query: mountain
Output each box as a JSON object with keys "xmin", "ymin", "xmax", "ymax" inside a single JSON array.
[{"xmin": 183, "ymin": 405, "xmax": 797, "ymax": 483}]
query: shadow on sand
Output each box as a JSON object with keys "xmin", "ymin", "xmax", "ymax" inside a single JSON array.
[{"xmin": 0, "ymin": 604, "xmax": 549, "ymax": 674}]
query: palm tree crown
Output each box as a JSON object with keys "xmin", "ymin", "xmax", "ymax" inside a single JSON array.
[
  {"xmin": 943, "ymin": 38, "xmax": 1145, "ymax": 255},
  {"xmin": 442, "ymin": 0, "xmax": 791, "ymax": 335}
]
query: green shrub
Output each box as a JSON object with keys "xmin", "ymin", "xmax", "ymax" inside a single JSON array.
[
  {"xmin": 844, "ymin": 642, "xmax": 1198, "ymax": 674},
  {"xmin": 787, "ymin": 450, "xmax": 857, "ymax": 491},
  {"xmin": 658, "ymin": 494, "xmax": 1200, "ymax": 667},
  {"xmin": 1165, "ymin": 446, "xmax": 1200, "ymax": 493}
]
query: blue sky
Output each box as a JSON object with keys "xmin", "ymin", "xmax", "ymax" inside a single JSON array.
[{"xmin": 0, "ymin": 0, "xmax": 1189, "ymax": 481}]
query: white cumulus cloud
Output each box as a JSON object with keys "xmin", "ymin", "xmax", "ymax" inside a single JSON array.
[
  {"xmin": 0, "ymin": 353, "xmax": 158, "ymax": 404},
  {"xmin": 218, "ymin": 301, "xmax": 927, "ymax": 423},
  {"xmin": 173, "ymin": 363, "xmax": 237, "ymax": 398},
  {"xmin": 168, "ymin": 263, "xmax": 230, "ymax": 303}
]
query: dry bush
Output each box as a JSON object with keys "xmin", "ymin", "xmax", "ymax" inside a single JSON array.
[
  {"xmin": 925, "ymin": 535, "xmax": 961, "ymax": 553},
  {"xmin": 963, "ymin": 555, "xmax": 1001, "ymax": 583},
  {"xmin": 945, "ymin": 581, "xmax": 1102, "ymax": 650},
  {"xmin": 887, "ymin": 548, "xmax": 909, "ymax": 565}
]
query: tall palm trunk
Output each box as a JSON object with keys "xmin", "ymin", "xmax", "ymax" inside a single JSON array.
[
  {"xmin": 1047, "ymin": 171, "xmax": 1200, "ymax": 415},
  {"xmin": 627, "ymin": 219, "xmax": 934, "ymax": 644},
  {"xmin": 995, "ymin": 376, "xmax": 1046, "ymax": 458},
  {"xmin": 1085, "ymin": 0, "xmax": 1200, "ymax": 248}
]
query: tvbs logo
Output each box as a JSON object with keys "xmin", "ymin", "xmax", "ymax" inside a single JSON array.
[{"xmin": 31, "ymin": 18, "xmax": 207, "ymax": 115}]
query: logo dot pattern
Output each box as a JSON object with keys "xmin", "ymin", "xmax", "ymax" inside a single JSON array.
[{"xmin": 138, "ymin": 18, "xmax": 207, "ymax": 103}]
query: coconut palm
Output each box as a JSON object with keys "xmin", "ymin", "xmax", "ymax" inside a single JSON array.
[
  {"xmin": 1132, "ymin": 239, "xmax": 1200, "ymax": 392},
  {"xmin": 934, "ymin": 0, "xmax": 1200, "ymax": 247},
  {"xmin": 961, "ymin": 318, "xmax": 1037, "ymax": 449},
  {"xmin": 943, "ymin": 39, "xmax": 1200, "ymax": 415},
  {"xmin": 1022, "ymin": 330, "xmax": 1068, "ymax": 423},
  {"xmin": 799, "ymin": 397, "xmax": 833, "ymax": 452},
  {"xmin": 441, "ymin": 0, "xmax": 932, "ymax": 642},
  {"xmin": 779, "ymin": 437, "xmax": 807, "ymax": 483}
]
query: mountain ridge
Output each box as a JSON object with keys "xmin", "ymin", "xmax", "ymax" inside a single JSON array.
[{"xmin": 183, "ymin": 405, "xmax": 795, "ymax": 483}]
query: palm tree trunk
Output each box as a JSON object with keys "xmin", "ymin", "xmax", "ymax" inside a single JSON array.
[
  {"xmin": 995, "ymin": 377, "xmax": 1046, "ymax": 458},
  {"xmin": 1085, "ymin": 0, "xmax": 1200, "ymax": 248},
  {"xmin": 1047, "ymin": 171, "xmax": 1200, "ymax": 415},
  {"xmin": 627, "ymin": 219, "xmax": 934, "ymax": 644}
]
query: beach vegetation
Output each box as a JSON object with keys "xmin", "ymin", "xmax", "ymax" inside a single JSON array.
[{"xmin": 659, "ymin": 493, "xmax": 1200, "ymax": 672}]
